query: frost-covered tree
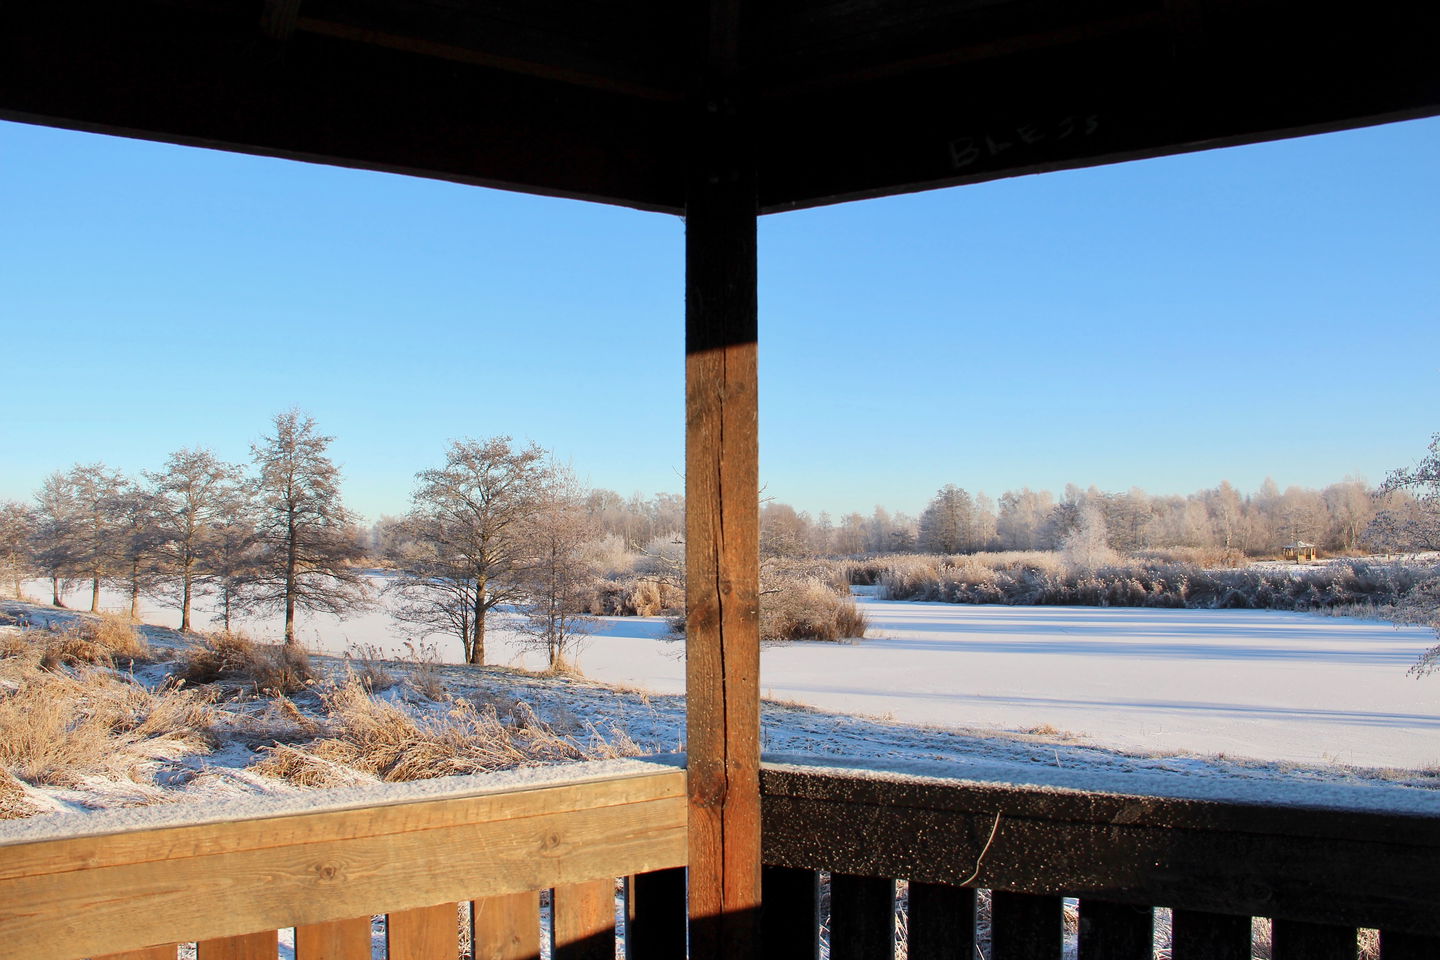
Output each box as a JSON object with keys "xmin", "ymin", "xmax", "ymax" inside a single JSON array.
[
  {"xmin": 33, "ymin": 464, "xmax": 126, "ymax": 612},
  {"xmin": 919, "ymin": 485, "xmax": 978, "ymax": 554},
  {"xmin": 516, "ymin": 469, "xmax": 598, "ymax": 669},
  {"xmin": 0, "ymin": 501, "xmax": 35, "ymax": 599},
  {"xmin": 390, "ymin": 436, "xmax": 550, "ymax": 665},
  {"xmin": 247, "ymin": 410, "xmax": 369, "ymax": 644},
  {"xmin": 110, "ymin": 480, "xmax": 164, "ymax": 619},
  {"xmin": 1062, "ymin": 500, "xmax": 1115, "ymax": 569},
  {"xmin": 997, "ymin": 488, "xmax": 1054, "ymax": 550},
  {"xmin": 148, "ymin": 448, "xmax": 247, "ymax": 632},
  {"xmin": 1369, "ymin": 433, "xmax": 1440, "ymax": 674}
]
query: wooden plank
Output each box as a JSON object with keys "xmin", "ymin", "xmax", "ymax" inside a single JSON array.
[
  {"xmin": 1077, "ymin": 900, "xmax": 1152, "ymax": 960},
  {"xmin": 94, "ymin": 946, "xmax": 178, "ymax": 960},
  {"xmin": 760, "ymin": 866, "xmax": 820, "ymax": 960},
  {"xmin": 907, "ymin": 882, "xmax": 975, "ymax": 960},
  {"xmin": 295, "ymin": 917, "xmax": 372, "ymax": 960},
  {"xmin": 759, "ymin": 766, "xmax": 1440, "ymax": 935},
  {"xmin": 196, "ymin": 931, "xmax": 279, "ymax": 960},
  {"xmin": 552, "ymin": 878, "xmax": 616, "ymax": 960},
  {"xmin": 1170, "ymin": 910, "xmax": 1250, "ymax": 960},
  {"xmin": 1381, "ymin": 930, "xmax": 1440, "ymax": 960},
  {"xmin": 626, "ymin": 867, "xmax": 687, "ymax": 960},
  {"xmin": 472, "ymin": 891, "xmax": 541, "ymax": 960},
  {"xmin": 829, "ymin": 873, "xmax": 896, "ymax": 960},
  {"xmin": 1270, "ymin": 919, "xmax": 1355, "ymax": 960},
  {"xmin": 752, "ymin": 4, "xmax": 1440, "ymax": 213},
  {"xmin": 990, "ymin": 892, "xmax": 1062, "ymax": 960},
  {"xmin": 684, "ymin": 1, "xmax": 760, "ymax": 957},
  {"xmin": 388, "ymin": 904, "xmax": 459, "ymax": 960},
  {"xmin": 0, "ymin": 770, "xmax": 685, "ymax": 960}
]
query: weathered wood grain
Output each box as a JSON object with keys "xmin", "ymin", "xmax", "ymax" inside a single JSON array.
[
  {"xmin": 93, "ymin": 946, "xmax": 178, "ymax": 960},
  {"xmin": 195, "ymin": 931, "xmax": 279, "ymax": 960},
  {"xmin": 685, "ymin": 1, "xmax": 761, "ymax": 955},
  {"xmin": 552, "ymin": 878, "xmax": 616, "ymax": 960},
  {"xmin": 472, "ymin": 891, "xmax": 541, "ymax": 960},
  {"xmin": 295, "ymin": 917, "xmax": 372, "ymax": 960},
  {"xmin": 388, "ymin": 904, "xmax": 459, "ymax": 960}
]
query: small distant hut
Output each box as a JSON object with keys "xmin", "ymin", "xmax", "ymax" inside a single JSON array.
[{"xmin": 1282, "ymin": 541, "xmax": 1318, "ymax": 562}]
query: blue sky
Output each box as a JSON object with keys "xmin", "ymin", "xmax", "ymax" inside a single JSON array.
[{"xmin": 2, "ymin": 116, "xmax": 1437, "ymax": 522}]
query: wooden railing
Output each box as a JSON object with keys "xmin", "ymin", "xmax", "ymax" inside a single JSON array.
[
  {"xmin": 5, "ymin": 757, "xmax": 1439, "ymax": 959},
  {"xmin": 758, "ymin": 761, "xmax": 1440, "ymax": 960},
  {"xmin": 0, "ymin": 761, "xmax": 688, "ymax": 960}
]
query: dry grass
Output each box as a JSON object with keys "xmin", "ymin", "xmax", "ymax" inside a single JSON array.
[
  {"xmin": 0, "ymin": 767, "xmax": 38, "ymax": 820},
  {"xmin": 0, "ymin": 660, "xmax": 215, "ymax": 789},
  {"xmin": 17, "ymin": 614, "xmax": 153, "ymax": 671},
  {"xmin": 343, "ymin": 642, "xmax": 397, "ymax": 692},
  {"xmin": 177, "ymin": 631, "xmax": 317, "ymax": 695},
  {"xmin": 251, "ymin": 678, "xmax": 635, "ymax": 786}
]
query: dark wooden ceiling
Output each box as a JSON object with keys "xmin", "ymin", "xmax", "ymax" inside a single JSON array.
[{"xmin": 3, "ymin": 0, "xmax": 1438, "ymax": 215}]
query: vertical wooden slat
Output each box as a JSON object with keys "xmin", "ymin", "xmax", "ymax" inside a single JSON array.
[
  {"xmin": 1170, "ymin": 910, "xmax": 1250, "ymax": 960},
  {"xmin": 94, "ymin": 946, "xmax": 178, "ymax": 960},
  {"xmin": 295, "ymin": 917, "xmax": 372, "ymax": 960},
  {"xmin": 830, "ymin": 874, "xmax": 896, "ymax": 960},
  {"xmin": 627, "ymin": 868, "xmax": 688, "ymax": 960},
  {"xmin": 990, "ymin": 892, "xmax": 1063, "ymax": 960},
  {"xmin": 472, "ymin": 891, "xmax": 541, "ymax": 960},
  {"xmin": 760, "ymin": 866, "xmax": 821, "ymax": 960},
  {"xmin": 1078, "ymin": 900, "xmax": 1152, "ymax": 960},
  {"xmin": 1271, "ymin": 919, "xmax": 1355, "ymax": 960},
  {"xmin": 684, "ymin": 0, "xmax": 760, "ymax": 955},
  {"xmin": 908, "ymin": 882, "xmax": 976, "ymax": 960},
  {"xmin": 388, "ymin": 903, "xmax": 459, "ymax": 960},
  {"xmin": 196, "ymin": 931, "xmax": 278, "ymax": 960},
  {"xmin": 1380, "ymin": 930, "xmax": 1440, "ymax": 960},
  {"xmin": 553, "ymin": 878, "xmax": 617, "ymax": 960}
]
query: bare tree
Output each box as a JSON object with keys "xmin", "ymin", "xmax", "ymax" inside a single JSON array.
[
  {"xmin": 515, "ymin": 469, "xmax": 597, "ymax": 669},
  {"xmin": 31, "ymin": 472, "xmax": 79, "ymax": 606},
  {"xmin": 0, "ymin": 501, "xmax": 34, "ymax": 599},
  {"xmin": 390, "ymin": 437, "xmax": 550, "ymax": 665},
  {"xmin": 248, "ymin": 410, "xmax": 369, "ymax": 644},
  {"xmin": 148, "ymin": 448, "xmax": 246, "ymax": 632}
]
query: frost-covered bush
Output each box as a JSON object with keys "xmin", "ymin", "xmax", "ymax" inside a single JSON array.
[
  {"xmin": 867, "ymin": 552, "xmax": 1436, "ymax": 613},
  {"xmin": 760, "ymin": 574, "xmax": 867, "ymax": 643}
]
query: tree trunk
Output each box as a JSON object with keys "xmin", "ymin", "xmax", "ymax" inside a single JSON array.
[
  {"xmin": 129, "ymin": 564, "xmax": 140, "ymax": 619},
  {"xmin": 470, "ymin": 579, "xmax": 486, "ymax": 665},
  {"xmin": 180, "ymin": 561, "xmax": 193, "ymax": 633},
  {"xmin": 284, "ymin": 510, "xmax": 298, "ymax": 644},
  {"xmin": 51, "ymin": 578, "xmax": 64, "ymax": 607},
  {"xmin": 91, "ymin": 576, "xmax": 101, "ymax": 612}
]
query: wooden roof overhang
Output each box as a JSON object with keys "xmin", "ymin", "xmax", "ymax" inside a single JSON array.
[
  {"xmin": 4, "ymin": 3, "xmax": 1438, "ymax": 958},
  {"xmin": 5, "ymin": 1, "xmax": 1439, "ymax": 215}
]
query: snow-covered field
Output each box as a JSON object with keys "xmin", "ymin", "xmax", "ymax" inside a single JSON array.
[{"xmin": 25, "ymin": 577, "xmax": 1440, "ymax": 770}]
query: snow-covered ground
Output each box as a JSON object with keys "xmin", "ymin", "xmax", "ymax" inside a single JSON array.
[{"xmin": 23, "ymin": 577, "xmax": 1440, "ymax": 771}]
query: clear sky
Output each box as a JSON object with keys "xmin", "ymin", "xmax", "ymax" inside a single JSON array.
[{"xmin": 2, "ymin": 115, "xmax": 1437, "ymax": 522}]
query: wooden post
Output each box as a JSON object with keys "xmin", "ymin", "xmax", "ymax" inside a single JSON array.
[{"xmin": 685, "ymin": 0, "xmax": 760, "ymax": 957}]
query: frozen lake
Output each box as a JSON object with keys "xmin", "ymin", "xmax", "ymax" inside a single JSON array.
[{"xmin": 27, "ymin": 579, "xmax": 1440, "ymax": 770}]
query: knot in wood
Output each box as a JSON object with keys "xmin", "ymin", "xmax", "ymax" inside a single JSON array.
[{"xmin": 314, "ymin": 861, "xmax": 342, "ymax": 882}]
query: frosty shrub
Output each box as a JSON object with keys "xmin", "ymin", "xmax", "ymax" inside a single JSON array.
[
  {"xmin": 178, "ymin": 630, "xmax": 317, "ymax": 695},
  {"xmin": 34, "ymin": 614, "xmax": 151, "ymax": 670},
  {"xmin": 760, "ymin": 574, "xmax": 868, "ymax": 642}
]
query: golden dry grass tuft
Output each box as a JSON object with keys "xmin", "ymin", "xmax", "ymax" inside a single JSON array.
[
  {"xmin": 761, "ymin": 575, "xmax": 869, "ymax": 642},
  {"xmin": 177, "ymin": 631, "xmax": 317, "ymax": 695},
  {"xmin": 0, "ymin": 660, "xmax": 216, "ymax": 788},
  {"xmin": 21, "ymin": 614, "xmax": 153, "ymax": 671},
  {"xmin": 0, "ymin": 767, "xmax": 38, "ymax": 819},
  {"xmin": 251, "ymin": 678, "xmax": 636, "ymax": 786}
]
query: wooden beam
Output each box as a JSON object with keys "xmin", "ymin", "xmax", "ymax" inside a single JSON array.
[
  {"xmin": 685, "ymin": 1, "xmax": 761, "ymax": 957},
  {"xmin": 0, "ymin": 768, "xmax": 686, "ymax": 960},
  {"xmin": 0, "ymin": 0, "xmax": 684, "ymax": 214},
  {"xmin": 753, "ymin": 0, "xmax": 1440, "ymax": 212}
]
